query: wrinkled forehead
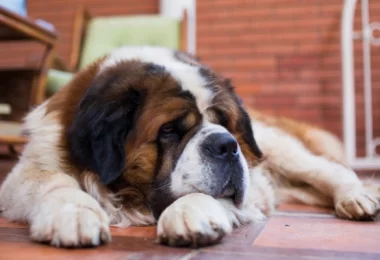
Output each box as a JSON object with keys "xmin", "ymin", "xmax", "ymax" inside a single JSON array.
[{"xmin": 101, "ymin": 46, "xmax": 216, "ymax": 116}]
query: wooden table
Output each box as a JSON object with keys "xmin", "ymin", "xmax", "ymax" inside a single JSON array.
[{"xmin": 0, "ymin": 6, "xmax": 57, "ymax": 152}]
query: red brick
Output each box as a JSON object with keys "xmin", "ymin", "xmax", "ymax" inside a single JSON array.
[{"xmin": 278, "ymin": 54, "xmax": 321, "ymax": 70}]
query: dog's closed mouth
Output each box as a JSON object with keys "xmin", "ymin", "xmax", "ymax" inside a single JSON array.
[{"xmin": 219, "ymin": 185, "xmax": 244, "ymax": 208}]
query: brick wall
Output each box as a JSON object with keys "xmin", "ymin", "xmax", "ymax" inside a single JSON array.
[
  {"xmin": 2, "ymin": 0, "xmax": 380, "ymax": 156},
  {"xmin": 198, "ymin": 0, "xmax": 380, "ymax": 157}
]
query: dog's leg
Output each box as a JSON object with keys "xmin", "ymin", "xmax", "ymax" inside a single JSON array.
[
  {"xmin": 156, "ymin": 193, "xmax": 268, "ymax": 247},
  {"xmin": 0, "ymin": 160, "xmax": 111, "ymax": 247},
  {"xmin": 156, "ymin": 193, "xmax": 233, "ymax": 247},
  {"xmin": 157, "ymin": 168, "xmax": 273, "ymax": 247},
  {"xmin": 254, "ymin": 122, "xmax": 379, "ymax": 220},
  {"xmin": 267, "ymin": 156, "xmax": 379, "ymax": 220}
]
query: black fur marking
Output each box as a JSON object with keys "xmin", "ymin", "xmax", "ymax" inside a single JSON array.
[
  {"xmin": 238, "ymin": 107, "xmax": 263, "ymax": 159},
  {"xmin": 224, "ymin": 79, "xmax": 263, "ymax": 160},
  {"xmin": 173, "ymin": 50, "xmax": 201, "ymax": 67},
  {"xmin": 67, "ymin": 73, "xmax": 146, "ymax": 185},
  {"xmin": 145, "ymin": 63, "xmax": 166, "ymax": 75},
  {"xmin": 149, "ymin": 136, "xmax": 177, "ymax": 219},
  {"xmin": 149, "ymin": 178, "xmax": 176, "ymax": 219},
  {"xmin": 178, "ymin": 90, "xmax": 196, "ymax": 103},
  {"xmin": 214, "ymin": 108, "xmax": 229, "ymax": 128},
  {"xmin": 198, "ymin": 67, "xmax": 214, "ymax": 80},
  {"xmin": 199, "ymin": 67, "xmax": 219, "ymax": 92}
]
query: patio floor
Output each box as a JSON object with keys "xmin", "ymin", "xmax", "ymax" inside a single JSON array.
[{"xmin": 0, "ymin": 151, "xmax": 379, "ymax": 260}]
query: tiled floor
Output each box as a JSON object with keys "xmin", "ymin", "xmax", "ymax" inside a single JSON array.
[{"xmin": 0, "ymin": 155, "xmax": 379, "ymax": 259}]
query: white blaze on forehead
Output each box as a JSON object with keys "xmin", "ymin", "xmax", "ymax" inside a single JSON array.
[{"xmin": 101, "ymin": 46, "xmax": 213, "ymax": 113}]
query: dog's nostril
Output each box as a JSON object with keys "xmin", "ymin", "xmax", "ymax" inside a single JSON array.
[
  {"xmin": 219, "ymin": 139, "xmax": 238, "ymax": 156},
  {"xmin": 207, "ymin": 133, "xmax": 239, "ymax": 159}
]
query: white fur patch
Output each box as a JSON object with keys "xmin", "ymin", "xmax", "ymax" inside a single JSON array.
[{"xmin": 170, "ymin": 121, "xmax": 249, "ymax": 201}]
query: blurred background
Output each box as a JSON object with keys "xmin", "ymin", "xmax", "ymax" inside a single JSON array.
[{"xmin": 0, "ymin": 0, "xmax": 379, "ymax": 170}]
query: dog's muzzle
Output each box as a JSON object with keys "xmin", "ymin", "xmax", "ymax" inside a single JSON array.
[{"xmin": 201, "ymin": 132, "xmax": 246, "ymax": 207}]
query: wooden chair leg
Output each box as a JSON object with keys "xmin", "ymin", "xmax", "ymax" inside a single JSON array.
[{"xmin": 30, "ymin": 45, "xmax": 56, "ymax": 106}]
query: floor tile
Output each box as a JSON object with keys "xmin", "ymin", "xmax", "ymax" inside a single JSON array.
[
  {"xmin": 0, "ymin": 218, "xmax": 26, "ymax": 228},
  {"xmin": 110, "ymin": 226, "xmax": 156, "ymax": 238},
  {"xmin": 253, "ymin": 215, "xmax": 380, "ymax": 254},
  {"xmin": 0, "ymin": 226, "xmax": 192, "ymax": 260},
  {"xmin": 277, "ymin": 203, "xmax": 334, "ymax": 215},
  {"xmin": 0, "ymin": 242, "xmax": 131, "ymax": 260},
  {"xmin": 195, "ymin": 251, "xmax": 297, "ymax": 260},
  {"xmin": 1, "ymin": 155, "xmax": 380, "ymax": 259}
]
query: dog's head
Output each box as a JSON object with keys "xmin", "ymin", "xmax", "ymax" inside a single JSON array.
[{"xmin": 62, "ymin": 46, "xmax": 262, "ymax": 218}]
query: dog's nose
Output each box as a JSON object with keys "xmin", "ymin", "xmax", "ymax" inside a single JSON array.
[{"xmin": 206, "ymin": 133, "xmax": 239, "ymax": 159}]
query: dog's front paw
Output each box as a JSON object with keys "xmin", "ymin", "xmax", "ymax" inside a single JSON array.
[
  {"xmin": 157, "ymin": 193, "xmax": 232, "ymax": 247},
  {"xmin": 335, "ymin": 186, "xmax": 379, "ymax": 220},
  {"xmin": 30, "ymin": 189, "xmax": 111, "ymax": 247}
]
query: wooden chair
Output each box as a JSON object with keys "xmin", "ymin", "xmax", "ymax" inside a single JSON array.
[
  {"xmin": 0, "ymin": 6, "xmax": 57, "ymax": 156},
  {"xmin": 69, "ymin": 6, "xmax": 188, "ymax": 71},
  {"xmin": 46, "ymin": 6, "xmax": 188, "ymax": 95}
]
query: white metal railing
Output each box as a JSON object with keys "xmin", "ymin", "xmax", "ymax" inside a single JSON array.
[{"xmin": 341, "ymin": 0, "xmax": 380, "ymax": 170}]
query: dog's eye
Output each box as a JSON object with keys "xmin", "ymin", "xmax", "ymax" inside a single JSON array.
[
  {"xmin": 215, "ymin": 109, "xmax": 228, "ymax": 128},
  {"xmin": 159, "ymin": 123, "xmax": 177, "ymax": 139},
  {"xmin": 161, "ymin": 125, "xmax": 174, "ymax": 134}
]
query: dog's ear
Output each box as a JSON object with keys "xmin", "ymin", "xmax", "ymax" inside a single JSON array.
[
  {"xmin": 224, "ymin": 79, "xmax": 263, "ymax": 160},
  {"xmin": 68, "ymin": 71, "xmax": 146, "ymax": 185},
  {"xmin": 237, "ymin": 107, "xmax": 263, "ymax": 160}
]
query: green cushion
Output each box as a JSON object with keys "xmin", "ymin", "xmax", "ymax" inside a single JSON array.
[
  {"xmin": 46, "ymin": 69, "xmax": 74, "ymax": 95},
  {"xmin": 79, "ymin": 15, "xmax": 181, "ymax": 69},
  {"xmin": 46, "ymin": 15, "xmax": 181, "ymax": 94}
]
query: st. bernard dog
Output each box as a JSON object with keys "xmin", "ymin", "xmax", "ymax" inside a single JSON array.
[{"xmin": 0, "ymin": 46, "xmax": 379, "ymax": 248}]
